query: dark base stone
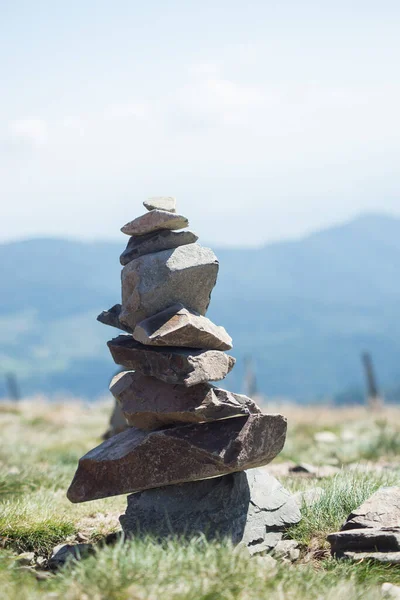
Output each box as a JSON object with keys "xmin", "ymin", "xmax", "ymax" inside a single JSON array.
[{"xmin": 120, "ymin": 468, "xmax": 301, "ymax": 554}]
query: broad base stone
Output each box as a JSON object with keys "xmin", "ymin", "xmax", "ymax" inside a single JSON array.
[
  {"xmin": 110, "ymin": 371, "xmax": 260, "ymax": 430},
  {"xmin": 120, "ymin": 244, "xmax": 219, "ymax": 330},
  {"xmin": 97, "ymin": 304, "xmax": 133, "ymax": 333},
  {"xmin": 67, "ymin": 414, "xmax": 287, "ymax": 502},
  {"xmin": 120, "ymin": 468, "xmax": 301, "ymax": 554},
  {"xmin": 121, "ymin": 210, "xmax": 188, "ymax": 236},
  {"xmin": 133, "ymin": 304, "xmax": 232, "ymax": 350},
  {"xmin": 143, "ymin": 197, "xmax": 176, "ymax": 212},
  {"xmin": 120, "ymin": 230, "xmax": 198, "ymax": 265},
  {"xmin": 108, "ymin": 335, "xmax": 235, "ymax": 386}
]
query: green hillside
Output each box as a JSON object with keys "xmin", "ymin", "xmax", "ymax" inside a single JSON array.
[{"xmin": 1, "ymin": 213, "xmax": 400, "ymax": 401}]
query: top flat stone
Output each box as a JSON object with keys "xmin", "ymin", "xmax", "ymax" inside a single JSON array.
[
  {"xmin": 121, "ymin": 210, "xmax": 188, "ymax": 236},
  {"xmin": 144, "ymin": 197, "xmax": 176, "ymax": 213}
]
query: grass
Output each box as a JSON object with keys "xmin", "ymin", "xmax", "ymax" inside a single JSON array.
[{"xmin": 1, "ymin": 400, "xmax": 400, "ymax": 598}]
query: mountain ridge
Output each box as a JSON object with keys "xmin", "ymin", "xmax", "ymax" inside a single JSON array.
[{"xmin": 0, "ymin": 212, "xmax": 399, "ymax": 401}]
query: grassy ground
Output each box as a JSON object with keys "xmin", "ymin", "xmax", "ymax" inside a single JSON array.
[{"xmin": 1, "ymin": 399, "xmax": 400, "ymax": 599}]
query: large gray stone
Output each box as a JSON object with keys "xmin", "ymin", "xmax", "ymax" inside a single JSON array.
[
  {"xmin": 67, "ymin": 414, "xmax": 287, "ymax": 503},
  {"xmin": 133, "ymin": 304, "xmax": 232, "ymax": 351},
  {"xmin": 120, "ymin": 244, "xmax": 219, "ymax": 330},
  {"xmin": 110, "ymin": 371, "xmax": 260, "ymax": 430},
  {"xmin": 108, "ymin": 335, "xmax": 235, "ymax": 386},
  {"xmin": 97, "ymin": 304, "xmax": 133, "ymax": 334},
  {"xmin": 143, "ymin": 197, "xmax": 176, "ymax": 212},
  {"xmin": 342, "ymin": 487, "xmax": 400, "ymax": 530},
  {"xmin": 120, "ymin": 230, "xmax": 198, "ymax": 265},
  {"xmin": 328, "ymin": 528, "xmax": 400, "ymax": 554},
  {"xmin": 120, "ymin": 468, "xmax": 300, "ymax": 554},
  {"xmin": 121, "ymin": 210, "xmax": 188, "ymax": 236}
]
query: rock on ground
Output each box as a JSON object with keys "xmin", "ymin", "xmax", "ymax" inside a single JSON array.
[
  {"xmin": 133, "ymin": 303, "xmax": 232, "ymax": 350},
  {"xmin": 143, "ymin": 197, "xmax": 176, "ymax": 212},
  {"xmin": 341, "ymin": 551, "xmax": 400, "ymax": 564},
  {"xmin": 328, "ymin": 528, "xmax": 400, "ymax": 554},
  {"xmin": 110, "ymin": 371, "xmax": 260, "ymax": 430},
  {"xmin": 121, "ymin": 210, "xmax": 188, "ymax": 236},
  {"xmin": 107, "ymin": 336, "xmax": 235, "ymax": 386},
  {"xmin": 67, "ymin": 414, "xmax": 287, "ymax": 503},
  {"xmin": 120, "ymin": 230, "xmax": 198, "ymax": 265},
  {"xmin": 120, "ymin": 244, "xmax": 219, "ymax": 330},
  {"xmin": 382, "ymin": 583, "xmax": 400, "ymax": 599},
  {"xmin": 342, "ymin": 487, "xmax": 400, "ymax": 530},
  {"xmin": 120, "ymin": 468, "xmax": 300, "ymax": 555}
]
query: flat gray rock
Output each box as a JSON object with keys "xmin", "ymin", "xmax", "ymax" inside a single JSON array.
[
  {"xmin": 121, "ymin": 210, "xmax": 188, "ymax": 236},
  {"xmin": 143, "ymin": 197, "xmax": 176, "ymax": 212},
  {"xmin": 328, "ymin": 528, "xmax": 400, "ymax": 554},
  {"xmin": 120, "ymin": 230, "xmax": 198, "ymax": 265},
  {"xmin": 67, "ymin": 414, "xmax": 287, "ymax": 502},
  {"xmin": 108, "ymin": 335, "xmax": 235, "ymax": 386},
  {"xmin": 342, "ymin": 487, "xmax": 400, "ymax": 530},
  {"xmin": 120, "ymin": 468, "xmax": 300, "ymax": 554},
  {"xmin": 97, "ymin": 304, "xmax": 133, "ymax": 333},
  {"xmin": 120, "ymin": 244, "xmax": 219, "ymax": 330},
  {"xmin": 110, "ymin": 371, "xmax": 260, "ymax": 430},
  {"xmin": 133, "ymin": 304, "xmax": 232, "ymax": 350},
  {"xmin": 341, "ymin": 551, "xmax": 400, "ymax": 564}
]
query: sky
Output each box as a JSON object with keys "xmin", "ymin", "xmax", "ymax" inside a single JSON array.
[{"xmin": 1, "ymin": 0, "xmax": 400, "ymax": 246}]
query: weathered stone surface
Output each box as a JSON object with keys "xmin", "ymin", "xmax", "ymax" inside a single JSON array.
[
  {"xmin": 143, "ymin": 197, "xmax": 176, "ymax": 212},
  {"xmin": 121, "ymin": 210, "xmax": 188, "ymax": 236},
  {"xmin": 67, "ymin": 414, "xmax": 287, "ymax": 502},
  {"xmin": 97, "ymin": 304, "xmax": 133, "ymax": 333},
  {"xmin": 108, "ymin": 336, "xmax": 235, "ymax": 386},
  {"xmin": 120, "ymin": 230, "xmax": 198, "ymax": 265},
  {"xmin": 328, "ymin": 528, "xmax": 400, "ymax": 554},
  {"xmin": 110, "ymin": 371, "xmax": 260, "ymax": 430},
  {"xmin": 382, "ymin": 583, "xmax": 400, "ymax": 599},
  {"xmin": 133, "ymin": 304, "xmax": 232, "ymax": 350},
  {"xmin": 272, "ymin": 540, "xmax": 300, "ymax": 562},
  {"xmin": 49, "ymin": 544, "xmax": 94, "ymax": 569},
  {"xmin": 119, "ymin": 468, "xmax": 300, "ymax": 553},
  {"xmin": 342, "ymin": 487, "xmax": 400, "ymax": 530},
  {"xmin": 103, "ymin": 399, "xmax": 129, "ymax": 439},
  {"xmin": 120, "ymin": 244, "xmax": 219, "ymax": 330}
]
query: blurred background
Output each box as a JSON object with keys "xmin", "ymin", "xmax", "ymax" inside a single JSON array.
[{"xmin": 1, "ymin": 0, "xmax": 399, "ymax": 405}]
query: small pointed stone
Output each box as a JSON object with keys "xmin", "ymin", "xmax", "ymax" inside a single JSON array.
[
  {"xmin": 120, "ymin": 244, "xmax": 219, "ymax": 330},
  {"xmin": 67, "ymin": 414, "xmax": 288, "ymax": 502},
  {"xmin": 120, "ymin": 230, "xmax": 198, "ymax": 265},
  {"xmin": 110, "ymin": 371, "xmax": 260, "ymax": 430},
  {"xmin": 97, "ymin": 304, "xmax": 133, "ymax": 333},
  {"xmin": 121, "ymin": 210, "xmax": 188, "ymax": 236},
  {"xmin": 133, "ymin": 304, "xmax": 232, "ymax": 350},
  {"xmin": 143, "ymin": 197, "xmax": 176, "ymax": 213},
  {"xmin": 108, "ymin": 335, "xmax": 235, "ymax": 386}
]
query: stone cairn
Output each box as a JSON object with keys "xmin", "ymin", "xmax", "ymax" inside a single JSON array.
[{"xmin": 67, "ymin": 197, "xmax": 300, "ymax": 553}]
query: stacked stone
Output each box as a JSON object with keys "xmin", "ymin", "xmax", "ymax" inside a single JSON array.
[{"xmin": 67, "ymin": 197, "xmax": 300, "ymax": 552}]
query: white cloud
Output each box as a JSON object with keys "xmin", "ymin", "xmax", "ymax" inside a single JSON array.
[{"xmin": 8, "ymin": 118, "xmax": 49, "ymax": 148}]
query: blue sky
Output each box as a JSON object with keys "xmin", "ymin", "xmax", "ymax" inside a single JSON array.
[{"xmin": 1, "ymin": 0, "xmax": 400, "ymax": 245}]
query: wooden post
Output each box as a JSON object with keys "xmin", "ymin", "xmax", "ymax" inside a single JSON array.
[{"xmin": 361, "ymin": 352, "xmax": 383, "ymax": 410}]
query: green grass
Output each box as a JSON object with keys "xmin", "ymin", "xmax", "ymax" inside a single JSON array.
[{"xmin": 2, "ymin": 401, "xmax": 400, "ymax": 599}]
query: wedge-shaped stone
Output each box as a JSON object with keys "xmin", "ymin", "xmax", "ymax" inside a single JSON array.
[
  {"xmin": 110, "ymin": 371, "xmax": 260, "ymax": 430},
  {"xmin": 108, "ymin": 336, "xmax": 235, "ymax": 386},
  {"xmin": 328, "ymin": 528, "xmax": 400, "ymax": 555},
  {"xmin": 133, "ymin": 304, "xmax": 232, "ymax": 350},
  {"xmin": 120, "ymin": 230, "xmax": 198, "ymax": 265},
  {"xmin": 97, "ymin": 304, "xmax": 133, "ymax": 333},
  {"xmin": 143, "ymin": 197, "xmax": 176, "ymax": 212},
  {"xmin": 120, "ymin": 244, "xmax": 219, "ymax": 330},
  {"xmin": 121, "ymin": 210, "xmax": 188, "ymax": 236},
  {"xmin": 67, "ymin": 414, "xmax": 287, "ymax": 502}
]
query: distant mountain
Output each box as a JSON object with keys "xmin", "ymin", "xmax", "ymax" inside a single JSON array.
[{"xmin": 1, "ymin": 213, "xmax": 400, "ymax": 401}]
